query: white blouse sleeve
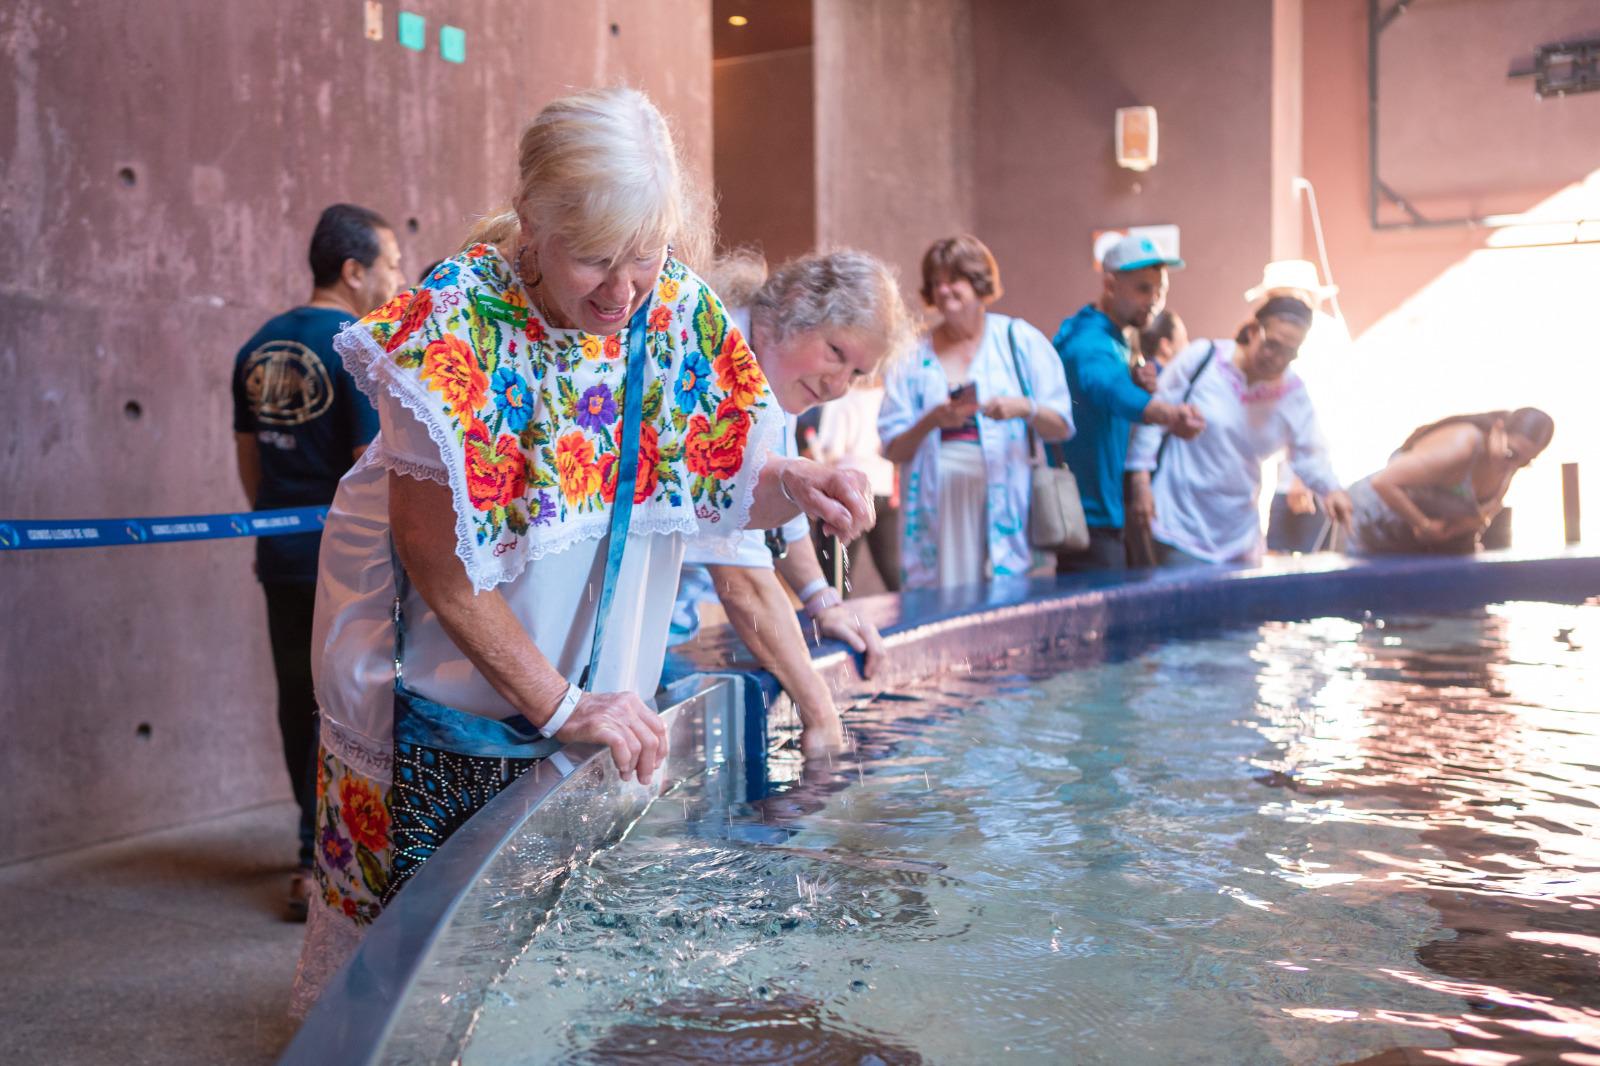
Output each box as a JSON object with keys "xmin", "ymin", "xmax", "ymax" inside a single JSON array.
[
  {"xmin": 370, "ymin": 384, "xmax": 449, "ymax": 483},
  {"xmin": 877, "ymin": 347, "xmax": 925, "ymax": 454},
  {"xmin": 1014, "ymin": 318, "xmax": 1075, "ymax": 439},
  {"xmin": 1284, "ymin": 382, "xmax": 1341, "ymax": 497}
]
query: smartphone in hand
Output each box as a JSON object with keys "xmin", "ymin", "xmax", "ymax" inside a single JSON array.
[{"xmin": 948, "ymin": 381, "xmax": 977, "ymax": 405}]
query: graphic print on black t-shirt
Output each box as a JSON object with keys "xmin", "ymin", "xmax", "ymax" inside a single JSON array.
[
  {"xmin": 239, "ymin": 339, "xmax": 337, "ymax": 427},
  {"xmin": 232, "ymin": 307, "xmax": 380, "ymax": 582}
]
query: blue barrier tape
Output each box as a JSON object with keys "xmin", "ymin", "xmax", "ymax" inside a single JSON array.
[{"xmin": 0, "ymin": 506, "xmax": 328, "ymax": 551}]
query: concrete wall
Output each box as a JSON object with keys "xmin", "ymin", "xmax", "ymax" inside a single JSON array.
[
  {"xmin": 971, "ymin": 0, "xmax": 1289, "ymax": 341},
  {"xmin": 1297, "ymin": 0, "xmax": 1600, "ymax": 539},
  {"xmin": 814, "ymin": 0, "xmax": 976, "ymax": 309},
  {"xmin": 713, "ymin": 47, "xmax": 815, "ymax": 263},
  {"xmin": 0, "ymin": 0, "xmax": 711, "ymax": 863}
]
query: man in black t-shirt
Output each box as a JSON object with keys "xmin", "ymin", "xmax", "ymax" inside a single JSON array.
[{"xmin": 232, "ymin": 203, "xmax": 405, "ymax": 919}]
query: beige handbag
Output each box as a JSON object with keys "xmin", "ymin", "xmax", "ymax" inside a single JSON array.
[{"xmin": 1006, "ymin": 321, "xmax": 1090, "ymax": 552}]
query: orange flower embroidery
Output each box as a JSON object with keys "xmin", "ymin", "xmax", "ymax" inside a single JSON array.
[
  {"xmin": 384, "ymin": 288, "xmax": 433, "ymax": 352},
  {"xmin": 368, "ymin": 291, "xmax": 411, "ymax": 325},
  {"xmin": 686, "ymin": 398, "xmax": 752, "ymax": 480},
  {"xmin": 713, "ymin": 330, "xmax": 766, "ymax": 411},
  {"xmin": 464, "ymin": 420, "xmax": 528, "ymax": 511},
  {"xmin": 647, "ymin": 305, "xmax": 672, "ymax": 333},
  {"xmin": 419, "ymin": 336, "xmax": 488, "ymax": 419},
  {"xmin": 596, "ymin": 425, "xmax": 661, "ymax": 505},
  {"xmin": 555, "ymin": 432, "xmax": 602, "ymax": 505},
  {"xmin": 338, "ymin": 776, "xmax": 389, "ymax": 853}
]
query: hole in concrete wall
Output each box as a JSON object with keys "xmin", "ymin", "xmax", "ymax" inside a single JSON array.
[
  {"xmin": 117, "ymin": 166, "xmax": 137, "ymax": 187},
  {"xmin": 124, "ymin": 400, "xmax": 143, "ymax": 420},
  {"xmin": 406, "ymin": 217, "xmax": 419, "ymax": 234},
  {"xmin": 610, "ymin": 22, "xmax": 620, "ymax": 36},
  {"xmin": 135, "ymin": 723, "xmax": 152, "ymax": 739}
]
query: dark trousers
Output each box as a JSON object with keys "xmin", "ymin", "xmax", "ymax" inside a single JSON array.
[
  {"xmin": 1266, "ymin": 493, "xmax": 1326, "ymax": 553},
  {"xmin": 263, "ymin": 581, "xmax": 319, "ymax": 869},
  {"xmin": 1056, "ymin": 526, "xmax": 1127, "ymax": 573}
]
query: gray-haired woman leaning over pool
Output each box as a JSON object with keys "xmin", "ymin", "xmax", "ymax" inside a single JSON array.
[
  {"xmin": 289, "ymin": 87, "xmax": 874, "ymax": 1013},
  {"xmin": 674, "ymin": 250, "xmax": 915, "ymax": 754}
]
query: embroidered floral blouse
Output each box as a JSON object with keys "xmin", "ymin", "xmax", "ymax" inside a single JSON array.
[
  {"xmin": 337, "ymin": 245, "xmax": 781, "ymax": 590},
  {"xmin": 310, "ymin": 246, "xmax": 784, "ymax": 780}
]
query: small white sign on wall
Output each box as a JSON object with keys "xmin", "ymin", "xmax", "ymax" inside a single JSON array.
[{"xmin": 1091, "ymin": 225, "xmax": 1180, "ymax": 270}]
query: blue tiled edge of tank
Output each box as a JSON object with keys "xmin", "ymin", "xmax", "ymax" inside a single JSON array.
[{"xmin": 280, "ymin": 548, "xmax": 1600, "ymax": 1066}]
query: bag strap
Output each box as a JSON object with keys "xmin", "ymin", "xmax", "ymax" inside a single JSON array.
[
  {"xmin": 1004, "ymin": 318, "xmax": 1057, "ymax": 467},
  {"xmin": 582, "ymin": 297, "xmax": 652, "ymax": 688},
  {"xmin": 1152, "ymin": 340, "xmax": 1216, "ymax": 478}
]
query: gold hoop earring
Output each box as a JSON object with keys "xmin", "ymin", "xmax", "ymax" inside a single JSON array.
[{"xmin": 517, "ymin": 242, "xmax": 542, "ymax": 289}]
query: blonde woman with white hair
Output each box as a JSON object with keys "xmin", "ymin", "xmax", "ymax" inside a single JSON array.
[
  {"xmin": 673, "ymin": 250, "xmax": 913, "ymax": 754},
  {"xmin": 291, "ymin": 88, "xmax": 874, "ymax": 1012}
]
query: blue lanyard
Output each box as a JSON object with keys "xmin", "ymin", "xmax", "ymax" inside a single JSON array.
[{"xmin": 581, "ymin": 297, "xmax": 651, "ymax": 688}]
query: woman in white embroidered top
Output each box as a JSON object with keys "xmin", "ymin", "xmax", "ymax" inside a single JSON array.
[
  {"xmin": 878, "ymin": 235, "xmax": 1074, "ymax": 589},
  {"xmin": 290, "ymin": 88, "xmax": 875, "ymax": 1013},
  {"xmin": 1124, "ymin": 296, "xmax": 1353, "ymax": 567},
  {"xmin": 673, "ymin": 251, "xmax": 913, "ymax": 754}
]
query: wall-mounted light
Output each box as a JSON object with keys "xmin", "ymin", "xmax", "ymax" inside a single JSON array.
[
  {"xmin": 727, "ymin": 14, "xmax": 748, "ymax": 26},
  {"xmin": 1115, "ymin": 106, "xmax": 1158, "ymax": 172}
]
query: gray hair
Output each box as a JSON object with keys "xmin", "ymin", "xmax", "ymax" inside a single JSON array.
[{"xmin": 744, "ymin": 249, "xmax": 915, "ymax": 373}]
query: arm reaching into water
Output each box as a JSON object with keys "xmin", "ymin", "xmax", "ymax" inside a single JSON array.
[{"xmin": 709, "ymin": 564, "xmax": 846, "ymax": 757}]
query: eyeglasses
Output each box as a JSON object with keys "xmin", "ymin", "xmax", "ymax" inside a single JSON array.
[{"xmin": 1259, "ymin": 337, "xmax": 1301, "ymax": 362}]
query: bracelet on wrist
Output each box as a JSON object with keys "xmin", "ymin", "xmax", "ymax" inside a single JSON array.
[
  {"xmin": 540, "ymin": 682, "xmax": 582, "ymax": 739},
  {"xmin": 803, "ymin": 587, "xmax": 842, "ymax": 617},
  {"xmin": 794, "ymin": 577, "xmax": 829, "ymax": 604}
]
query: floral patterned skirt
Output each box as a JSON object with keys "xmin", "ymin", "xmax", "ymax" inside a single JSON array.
[
  {"xmin": 289, "ymin": 744, "xmax": 392, "ymax": 1018},
  {"xmin": 289, "ymin": 731, "xmax": 543, "ymax": 1018}
]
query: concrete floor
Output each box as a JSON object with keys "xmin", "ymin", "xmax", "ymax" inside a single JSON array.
[{"xmin": 0, "ymin": 802, "xmax": 307, "ymax": 1065}]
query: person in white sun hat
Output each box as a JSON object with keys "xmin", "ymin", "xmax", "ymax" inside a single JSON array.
[{"xmin": 1248, "ymin": 260, "xmax": 1354, "ymax": 553}]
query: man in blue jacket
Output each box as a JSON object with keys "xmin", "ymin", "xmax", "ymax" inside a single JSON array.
[{"xmin": 1053, "ymin": 235, "xmax": 1205, "ymax": 572}]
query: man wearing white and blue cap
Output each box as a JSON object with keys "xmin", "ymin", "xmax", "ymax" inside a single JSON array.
[{"xmin": 1051, "ymin": 234, "xmax": 1205, "ymax": 572}]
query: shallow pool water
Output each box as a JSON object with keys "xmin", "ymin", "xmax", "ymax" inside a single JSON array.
[{"xmin": 463, "ymin": 601, "xmax": 1600, "ymax": 1064}]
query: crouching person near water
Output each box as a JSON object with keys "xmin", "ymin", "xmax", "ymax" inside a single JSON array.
[
  {"xmin": 290, "ymin": 88, "xmax": 875, "ymax": 1014},
  {"xmin": 672, "ymin": 251, "xmax": 914, "ymax": 753},
  {"xmin": 1346, "ymin": 408, "xmax": 1554, "ymax": 554}
]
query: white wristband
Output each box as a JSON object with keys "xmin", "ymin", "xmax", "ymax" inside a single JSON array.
[
  {"xmin": 803, "ymin": 587, "xmax": 842, "ymax": 617},
  {"xmin": 541, "ymin": 682, "xmax": 582, "ymax": 739},
  {"xmin": 1026, "ymin": 398, "xmax": 1038, "ymax": 422},
  {"xmin": 794, "ymin": 577, "xmax": 830, "ymax": 604}
]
